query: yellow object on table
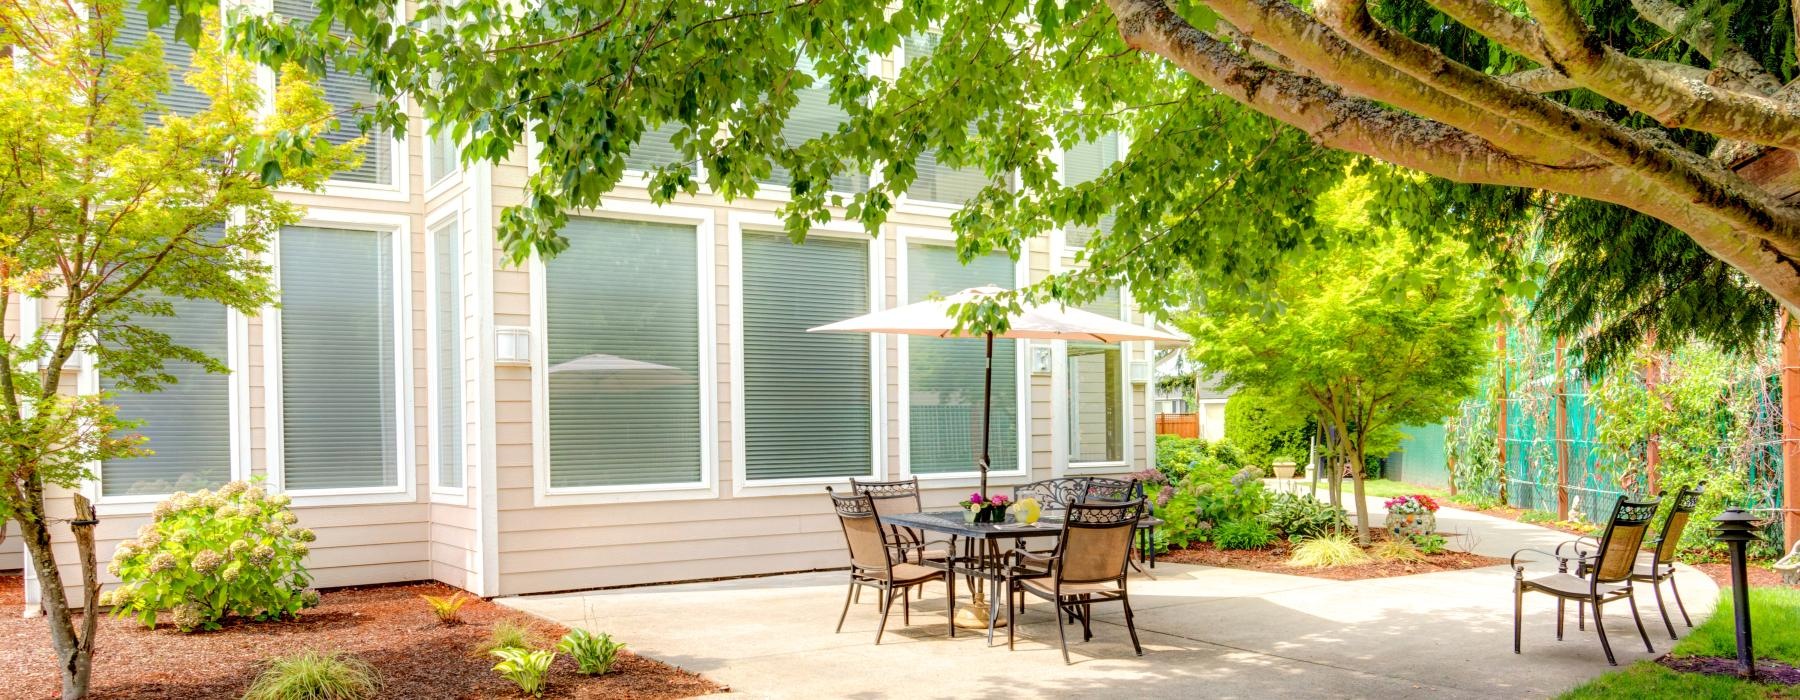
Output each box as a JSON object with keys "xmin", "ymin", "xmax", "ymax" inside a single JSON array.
[{"xmin": 1010, "ymin": 497, "xmax": 1041, "ymax": 524}]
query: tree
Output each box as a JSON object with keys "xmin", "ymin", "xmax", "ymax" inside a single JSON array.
[
  {"xmin": 0, "ymin": 2, "xmax": 350, "ymax": 695},
  {"xmin": 1223, "ymin": 390, "xmax": 1311, "ymax": 470},
  {"xmin": 1179, "ymin": 178, "xmax": 1491, "ymax": 544}
]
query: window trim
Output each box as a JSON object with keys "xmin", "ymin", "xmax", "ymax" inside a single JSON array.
[
  {"xmin": 727, "ymin": 212, "xmax": 885, "ymax": 496},
  {"xmin": 425, "ymin": 202, "xmax": 470, "ymax": 504},
  {"xmin": 424, "ymin": 129, "xmax": 464, "ymax": 198},
  {"xmin": 529, "ymin": 200, "xmax": 719, "ymax": 506},
  {"xmin": 894, "ymin": 225, "xmax": 1031, "ymax": 485},
  {"xmin": 262, "ymin": 208, "xmax": 417, "ymax": 506}
]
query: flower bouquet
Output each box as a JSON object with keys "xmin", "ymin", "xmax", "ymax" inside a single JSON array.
[
  {"xmin": 961, "ymin": 492, "xmax": 1013, "ymax": 524},
  {"xmin": 1383, "ymin": 494, "xmax": 1440, "ymax": 538}
]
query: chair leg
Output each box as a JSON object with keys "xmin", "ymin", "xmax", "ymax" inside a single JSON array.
[
  {"xmin": 853, "ymin": 585, "xmax": 862, "ymax": 605},
  {"xmin": 1513, "ymin": 581, "xmax": 1523, "ymax": 655},
  {"xmin": 1577, "ymin": 600, "xmax": 1585, "ymax": 631},
  {"xmin": 1556, "ymin": 598, "xmax": 1565, "ymax": 641},
  {"xmin": 1007, "ymin": 584, "xmax": 1017, "ymax": 651},
  {"xmin": 1652, "ymin": 577, "xmax": 1677, "ymax": 640},
  {"xmin": 1669, "ymin": 573, "xmax": 1692, "ymax": 627},
  {"xmin": 903, "ymin": 586, "xmax": 912, "ymax": 626},
  {"xmin": 1056, "ymin": 602, "xmax": 1072, "ymax": 664},
  {"xmin": 1591, "ymin": 600, "xmax": 1616, "ymax": 666},
  {"xmin": 1122, "ymin": 591, "xmax": 1144, "ymax": 657},
  {"xmin": 1081, "ymin": 600, "xmax": 1093, "ymax": 642},
  {"xmin": 836, "ymin": 581, "xmax": 857, "ymax": 634},
  {"xmin": 875, "ymin": 587, "xmax": 895, "ymax": 645},
  {"xmin": 1627, "ymin": 590, "xmax": 1654, "ymax": 654},
  {"xmin": 946, "ymin": 569, "xmax": 957, "ymax": 639}
]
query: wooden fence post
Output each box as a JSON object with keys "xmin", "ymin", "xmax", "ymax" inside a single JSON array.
[
  {"xmin": 1496, "ymin": 321, "xmax": 1509, "ymax": 506},
  {"xmin": 1781, "ymin": 313, "xmax": 1800, "ymax": 553}
]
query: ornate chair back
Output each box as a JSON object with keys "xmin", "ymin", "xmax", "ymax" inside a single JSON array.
[
  {"xmin": 1053, "ymin": 500, "xmax": 1145, "ymax": 585},
  {"xmin": 1080, "ymin": 477, "xmax": 1142, "ymax": 504},
  {"xmin": 850, "ymin": 477, "xmax": 925, "ymax": 546},
  {"xmin": 1015, "ymin": 478, "xmax": 1089, "ymax": 517},
  {"xmin": 829, "ymin": 488, "xmax": 895, "ymax": 574},
  {"xmin": 1590, "ymin": 495, "xmax": 1662, "ymax": 584},
  {"xmin": 1651, "ymin": 483, "xmax": 1705, "ymax": 567}
]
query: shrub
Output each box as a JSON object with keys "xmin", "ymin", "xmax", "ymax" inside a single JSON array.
[
  {"xmin": 1261, "ymin": 493, "xmax": 1347, "ymax": 541},
  {"xmin": 558, "ymin": 629, "xmax": 626, "ymax": 675},
  {"xmin": 1450, "ymin": 493, "xmax": 1502, "ymax": 511},
  {"xmin": 491, "ymin": 647, "xmax": 556, "ymax": 698},
  {"xmin": 480, "ymin": 619, "xmax": 546, "ymax": 655},
  {"xmin": 1211, "ymin": 519, "xmax": 1275, "ymax": 550},
  {"xmin": 103, "ymin": 480, "xmax": 317, "ymax": 631},
  {"xmin": 1288, "ymin": 533, "xmax": 1372, "ymax": 568},
  {"xmin": 1410, "ymin": 533, "xmax": 1449, "ymax": 555},
  {"xmin": 1224, "ymin": 392, "xmax": 1311, "ymax": 470},
  {"xmin": 421, "ymin": 592, "xmax": 469, "ymax": 625},
  {"xmin": 1374, "ymin": 540, "xmax": 1425, "ymax": 562},
  {"xmin": 243, "ymin": 650, "xmax": 380, "ymax": 700},
  {"xmin": 1148, "ymin": 436, "xmax": 1271, "ymax": 550}
]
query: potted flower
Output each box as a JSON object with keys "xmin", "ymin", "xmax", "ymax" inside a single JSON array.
[
  {"xmin": 1383, "ymin": 494, "xmax": 1440, "ymax": 538},
  {"xmin": 1271, "ymin": 460, "xmax": 1298, "ymax": 480},
  {"xmin": 961, "ymin": 493, "xmax": 1012, "ymax": 524}
]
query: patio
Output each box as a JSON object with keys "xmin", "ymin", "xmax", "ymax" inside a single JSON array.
[{"xmin": 500, "ymin": 505, "xmax": 1720, "ymax": 698}]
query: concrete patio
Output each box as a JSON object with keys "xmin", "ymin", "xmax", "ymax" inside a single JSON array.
[{"xmin": 499, "ymin": 506, "xmax": 1718, "ymax": 698}]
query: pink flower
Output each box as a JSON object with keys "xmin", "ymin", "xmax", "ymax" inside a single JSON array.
[
  {"xmin": 968, "ymin": 492, "xmax": 985, "ymax": 504},
  {"xmin": 989, "ymin": 494, "xmax": 1010, "ymax": 506}
]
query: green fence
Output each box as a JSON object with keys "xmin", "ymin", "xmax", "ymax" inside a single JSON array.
[{"xmin": 1389, "ymin": 424, "xmax": 1450, "ymax": 488}]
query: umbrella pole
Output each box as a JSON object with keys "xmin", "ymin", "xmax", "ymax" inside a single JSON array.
[{"xmin": 979, "ymin": 331, "xmax": 994, "ymax": 497}]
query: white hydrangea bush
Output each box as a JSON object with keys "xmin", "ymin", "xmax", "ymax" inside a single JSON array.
[{"xmin": 101, "ymin": 480, "xmax": 319, "ymax": 631}]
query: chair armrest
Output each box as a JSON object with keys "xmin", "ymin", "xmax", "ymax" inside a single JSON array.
[
  {"xmin": 1510, "ymin": 547, "xmax": 1582, "ymax": 574},
  {"xmin": 1011, "ymin": 550, "xmax": 1057, "ymax": 568},
  {"xmin": 1553, "ymin": 536, "xmax": 1600, "ymax": 573}
]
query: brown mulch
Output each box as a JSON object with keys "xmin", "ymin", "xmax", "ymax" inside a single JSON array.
[
  {"xmin": 0, "ymin": 574, "xmax": 723, "ymax": 699},
  {"xmin": 1660, "ymin": 654, "xmax": 1800, "ymax": 685},
  {"xmin": 1693, "ymin": 561, "xmax": 1793, "ymax": 590},
  {"xmin": 1158, "ymin": 538, "xmax": 1506, "ymax": 581}
]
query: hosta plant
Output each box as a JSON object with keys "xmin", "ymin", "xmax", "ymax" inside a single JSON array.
[
  {"xmin": 102, "ymin": 480, "xmax": 318, "ymax": 631},
  {"xmin": 558, "ymin": 629, "xmax": 626, "ymax": 675},
  {"xmin": 422, "ymin": 592, "xmax": 469, "ymax": 625},
  {"xmin": 491, "ymin": 647, "xmax": 556, "ymax": 698}
]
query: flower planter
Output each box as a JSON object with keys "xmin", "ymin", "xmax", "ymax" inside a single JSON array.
[
  {"xmin": 975, "ymin": 505, "xmax": 1009, "ymax": 524},
  {"xmin": 1385, "ymin": 511, "xmax": 1437, "ymax": 538},
  {"xmin": 1271, "ymin": 461, "xmax": 1297, "ymax": 480}
]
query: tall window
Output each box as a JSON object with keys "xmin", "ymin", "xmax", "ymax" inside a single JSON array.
[
  {"xmin": 278, "ymin": 226, "xmax": 400, "ymax": 490},
  {"xmin": 546, "ymin": 218, "xmax": 703, "ymax": 488},
  {"xmin": 426, "ymin": 126, "xmax": 458, "ymax": 187},
  {"xmin": 906, "ymin": 242, "xmax": 1017, "ymax": 474},
  {"xmin": 119, "ymin": 5, "xmax": 208, "ymax": 118},
  {"xmin": 431, "ymin": 217, "xmax": 465, "ymax": 490},
  {"xmin": 273, "ymin": 0, "xmax": 393, "ymax": 185},
  {"xmin": 100, "ymin": 296, "xmax": 232, "ymax": 497},
  {"xmin": 1068, "ymin": 289, "xmax": 1125, "ymax": 464},
  {"xmin": 763, "ymin": 56, "xmax": 869, "ymax": 194},
  {"xmin": 900, "ymin": 34, "xmax": 989, "ymax": 207},
  {"xmin": 623, "ymin": 122, "xmax": 687, "ymax": 174},
  {"xmin": 741, "ymin": 232, "xmax": 872, "ymax": 481},
  {"xmin": 1062, "ymin": 133, "xmax": 1121, "ymax": 249}
]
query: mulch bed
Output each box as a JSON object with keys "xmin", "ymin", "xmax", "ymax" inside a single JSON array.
[
  {"xmin": 1659, "ymin": 654, "xmax": 1800, "ymax": 686},
  {"xmin": 0, "ymin": 574, "xmax": 723, "ymax": 699},
  {"xmin": 1693, "ymin": 561, "xmax": 1793, "ymax": 590},
  {"xmin": 1159, "ymin": 538, "xmax": 1506, "ymax": 581}
]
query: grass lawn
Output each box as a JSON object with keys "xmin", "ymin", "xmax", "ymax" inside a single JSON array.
[{"xmin": 1558, "ymin": 587, "xmax": 1800, "ymax": 698}]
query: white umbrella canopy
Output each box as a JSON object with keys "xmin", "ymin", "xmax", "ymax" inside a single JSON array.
[{"xmin": 809, "ymin": 286, "xmax": 1187, "ymax": 495}]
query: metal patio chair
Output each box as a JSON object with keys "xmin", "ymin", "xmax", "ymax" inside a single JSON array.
[
  {"xmin": 1561, "ymin": 484, "xmax": 1705, "ymax": 640},
  {"xmin": 828, "ymin": 488, "xmax": 951, "ymax": 644},
  {"xmin": 850, "ymin": 477, "xmax": 953, "ymax": 570},
  {"xmin": 1006, "ymin": 499, "xmax": 1147, "ymax": 664},
  {"xmin": 1512, "ymin": 495, "xmax": 1661, "ymax": 665}
]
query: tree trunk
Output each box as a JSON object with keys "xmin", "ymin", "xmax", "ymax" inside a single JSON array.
[
  {"xmin": 1348, "ymin": 443, "xmax": 1371, "ymax": 546},
  {"xmin": 16, "ymin": 482, "xmax": 94, "ymax": 699}
]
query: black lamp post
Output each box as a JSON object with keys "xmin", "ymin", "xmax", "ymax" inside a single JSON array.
[{"xmin": 1713, "ymin": 508, "xmax": 1763, "ymax": 679}]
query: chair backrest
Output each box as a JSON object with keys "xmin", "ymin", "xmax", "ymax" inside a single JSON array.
[
  {"xmin": 1015, "ymin": 478, "xmax": 1088, "ymax": 514},
  {"xmin": 1591, "ymin": 495, "xmax": 1662, "ymax": 583},
  {"xmin": 1080, "ymin": 477, "xmax": 1142, "ymax": 504},
  {"xmin": 1652, "ymin": 483, "xmax": 1706, "ymax": 565},
  {"xmin": 850, "ymin": 477, "xmax": 925, "ymax": 544},
  {"xmin": 828, "ymin": 488, "xmax": 894, "ymax": 573},
  {"xmin": 1054, "ymin": 500, "xmax": 1145, "ymax": 584}
]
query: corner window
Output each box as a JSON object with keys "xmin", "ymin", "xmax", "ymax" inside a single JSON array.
[
  {"xmin": 905, "ymin": 241, "xmax": 1018, "ymax": 475},
  {"xmin": 1068, "ymin": 289, "xmax": 1125, "ymax": 464},
  {"xmin": 429, "ymin": 216, "xmax": 465, "ymax": 490}
]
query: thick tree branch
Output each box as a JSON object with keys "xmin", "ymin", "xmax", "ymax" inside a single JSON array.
[
  {"xmin": 1527, "ymin": 0, "xmax": 1800, "ymax": 148},
  {"xmin": 1628, "ymin": 0, "xmax": 1782, "ymax": 96},
  {"xmin": 1499, "ymin": 61, "xmax": 1711, "ymax": 93}
]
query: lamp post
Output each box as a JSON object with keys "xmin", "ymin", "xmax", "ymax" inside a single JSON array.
[{"xmin": 1713, "ymin": 508, "xmax": 1763, "ymax": 679}]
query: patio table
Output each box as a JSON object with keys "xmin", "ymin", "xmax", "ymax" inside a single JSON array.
[{"xmin": 879, "ymin": 510, "xmax": 1063, "ymax": 643}]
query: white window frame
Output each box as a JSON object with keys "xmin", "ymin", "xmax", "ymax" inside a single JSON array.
[
  {"xmin": 262, "ymin": 208, "xmax": 417, "ymax": 506},
  {"xmin": 727, "ymin": 212, "xmax": 885, "ymax": 496},
  {"xmin": 1064, "ymin": 313, "xmax": 1136, "ymax": 472},
  {"xmin": 894, "ymin": 225, "xmax": 1031, "ymax": 487},
  {"xmin": 425, "ymin": 202, "xmax": 470, "ymax": 503},
  {"xmin": 424, "ymin": 129, "xmax": 463, "ymax": 198},
  {"xmin": 1050, "ymin": 138, "xmax": 1138, "ymax": 475},
  {"xmin": 529, "ymin": 200, "xmax": 719, "ymax": 506}
]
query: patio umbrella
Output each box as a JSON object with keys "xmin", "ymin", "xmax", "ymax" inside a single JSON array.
[
  {"xmin": 810, "ymin": 286, "xmax": 1187, "ymax": 495},
  {"xmin": 547, "ymin": 353, "xmax": 694, "ymax": 392}
]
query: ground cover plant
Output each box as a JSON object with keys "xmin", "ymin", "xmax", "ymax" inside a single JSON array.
[
  {"xmin": 241, "ymin": 650, "xmax": 381, "ymax": 700},
  {"xmin": 1560, "ymin": 588, "xmax": 1800, "ymax": 698}
]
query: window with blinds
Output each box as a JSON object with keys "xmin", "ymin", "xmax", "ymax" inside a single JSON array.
[
  {"xmin": 905, "ymin": 242, "xmax": 1018, "ymax": 474},
  {"xmin": 431, "ymin": 218, "xmax": 465, "ymax": 489},
  {"xmin": 1062, "ymin": 133, "xmax": 1122, "ymax": 250},
  {"xmin": 546, "ymin": 218, "xmax": 704, "ymax": 488},
  {"xmin": 901, "ymin": 34, "xmax": 989, "ymax": 207},
  {"xmin": 763, "ymin": 56, "xmax": 869, "ymax": 194},
  {"xmin": 1068, "ymin": 289, "xmax": 1124, "ymax": 463},
  {"xmin": 118, "ymin": 5, "xmax": 208, "ymax": 118},
  {"xmin": 623, "ymin": 122, "xmax": 688, "ymax": 174},
  {"xmin": 427, "ymin": 126, "xmax": 458, "ymax": 187},
  {"xmin": 278, "ymin": 226, "xmax": 400, "ymax": 490},
  {"xmin": 100, "ymin": 296, "xmax": 232, "ymax": 497},
  {"xmin": 742, "ymin": 232, "xmax": 872, "ymax": 481},
  {"xmin": 272, "ymin": 0, "xmax": 393, "ymax": 186}
]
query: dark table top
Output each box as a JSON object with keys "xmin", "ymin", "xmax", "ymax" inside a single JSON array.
[{"xmin": 880, "ymin": 510, "xmax": 1065, "ymax": 540}]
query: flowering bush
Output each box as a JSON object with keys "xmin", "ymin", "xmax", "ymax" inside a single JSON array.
[
  {"xmin": 1146, "ymin": 436, "xmax": 1269, "ymax": 551},
  {"xmin": 1383, "ymin": 494, "xmax": 1440, "ymax": 515},
  {"xmin": 102, "ymin": 480, "xmax": 318, "ymax": 631}
]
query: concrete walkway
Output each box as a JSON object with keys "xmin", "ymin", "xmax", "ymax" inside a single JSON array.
[{"xmin": 500, "ymin": 504, "xmax": 1717, "ymax": 699}]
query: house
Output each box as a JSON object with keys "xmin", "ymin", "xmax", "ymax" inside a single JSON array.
[
  {"xmin": 0, "ymin": 5, "xmax": 1156, "ymax": 605},
  {"xmin": 1152, "ymin": 352, "xmax": 1232, "ymax": 441}
]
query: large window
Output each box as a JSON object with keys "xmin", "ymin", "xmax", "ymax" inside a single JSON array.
[
  {"xmin": 100, "ymin": 297, "xmax": 232, "ymax": 497},
  {"xmin": 278, "ymin": 226, "xmax": 401, "ymax": 491},
  {"xmin": 1068, "ymin": 289, "xmax": 1125, "ymax": 464},
  {"xmin": 273, "ymin": 0, "xmax": 393, "ymax": 186},
  {"xmin": 430, "ymin": 217, "xmax": 465, "ymax": 490},
  {"xmin": 119, "ymin": 5, "xmax": 208, "ymax": 118},
  {"xmin": 623, "ymin": 122, "xmax": 688, "ymax": 174},
  {"xmin": 741, "ymin": 231, "xmax": 873, "ymax": 481},
  {"xmin": 900, "ymin": 34, "xmax": 989, "ymax": 207},
  {"xmin": 1062, "ymin": 133, "xmax": 1121, "ymax": 249},
  {"xmin": 545, "ymin": 218, "xmax": 704, "ymax": 488},
  {"xmin": 905, "ymin": 241, "xmax": 1018, "ymax": 475},
  {"xmin": 763, "ymin": 56, "xmax": 869, "ymax": 194}
]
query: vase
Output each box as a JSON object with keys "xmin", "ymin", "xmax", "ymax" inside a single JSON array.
[
  {"xmin": 1272, "ymin": 461, "xmax": 1297, "ymax": 480},
  {"xmin": 963, "ymin": 507, "xmax": 979, "ymax": 523},
  {"xmin": 1385, "ymin": 511, "xmax": 1436, "ymax": 538},
  {"xmin": 976, "ymin": 505, "xmax": 1009, "ymax": 524}
]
